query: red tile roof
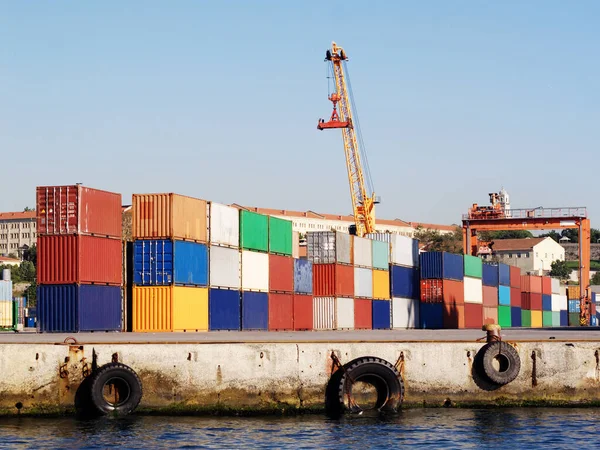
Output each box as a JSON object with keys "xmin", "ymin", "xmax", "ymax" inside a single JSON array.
[
  {"xmin": 489, "ymin": 238, "xmax": 547, "ymax": 251},
  {"xmin": 0, "ymin": 211, "xmax": 36, "ymax": 220},
  {"xmin": 0, "ymin": 256, "xmax": 20, "ymax": 263}
]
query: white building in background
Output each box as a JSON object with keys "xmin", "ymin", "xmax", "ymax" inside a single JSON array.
[
  {"xmin": 0, "ymin": 211, "xmax": 37, "ymax": 258},
  {"xmin": 481, "ymin": 237, "xmax": 565, "ymax": 275}
]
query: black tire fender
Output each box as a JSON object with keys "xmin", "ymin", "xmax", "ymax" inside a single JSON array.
[
  {"xmin": 480, "ymin": 341, "xmax": 521, "ymax": 386},
  {"xmin": 89, "ymin": 362, "xmax": 143, "ymax": 416}
]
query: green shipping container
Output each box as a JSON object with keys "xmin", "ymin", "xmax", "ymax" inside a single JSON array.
[
  {"xmin": 542, "ymin": 311, "xmax": 553, "ymax": 327},
  {"xmin": 568, "ymin": 312, "xmax": 581, "ymax": 327},
  {"xmin": 521, "ymin": 309, "xmax": 532, "ymax": 327},
  {"xmin": 464, "ymin": 255, "xmax": 482, "ymax": 278},
  {"xmin": 372, "ymin": 240, "xmax": 390, "ymax": 270},
  {"xmin": 240, "ymin": 210, "xmax": 268, "ymax": 252},
  {"xmin": 268, "ymin": 216, "xmax": 292, "ymax": 256},
  {"xmin": 552, "ymin": 311, "xmax": 561, "ymax": 327},
  {"xmin": 498, "ymin": 306, "xmax": 511, "ymax": 328}
]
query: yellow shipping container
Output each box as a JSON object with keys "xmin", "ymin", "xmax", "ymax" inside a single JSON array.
[
  {"xmin": 372, "ymin": 269, "xmax": 390, "ymax": 300},
  {"xmin": 172, "ymin": 286, "xmax": 208, "ymax": 332},
  {"xmin": 567, "ymin": 285, "xmax": 580, "ymax": 300},
  {"xmin": 0, "ymin": 301, "xmax": 13, "ymax": 327},
  {"xmin": 531, "ymin": 310, "xmax": 543, "ymax": 328},
  {"xmin": 132, "ymin": 193, "xmax": 207, "ymax": 242}
]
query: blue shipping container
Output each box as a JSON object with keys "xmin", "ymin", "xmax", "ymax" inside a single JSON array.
[
  {"xmin": 372, "ymin": 300, "xmax": 391, "ymax": 329},
  {"xmin": 209, "ymin": 288, "xmax": 241, "ymax": 331},
  {"xmin": 242, "ymin": 291, "xmax": 268, "ymax": 330},
  {"xmin": 568, "ymin": 300, "xmax": 581, "ymax": 313},
  {"xmin": 498, "ymin": 286, "xmax": 511, "ymax": 306},
  {"xmin": 420, "ymin": 252, "xmax": 463, "ymax": 281},
  {"xmin": 390, "ymin": 265, "xmax": 420, "ymax": 299},
  {"xmin": 294, "ymin": 259, "xmax": 313, "ymax": 294},
  {"xmin": 592, "ymin": 316, "xmax": 598, "ymax": 327},
  {"xmin": 542, "ymin": 294, "xmax": 552, "ymax": 311},
  {"xmin": 560, "ymin": 310, "xmax": 568, "ymax": 327},
  {"xmin": 419, "ymin": 302, "xmax": 443, "ymax": 329},
  {"xmin": 482, "ymin": 263, "xmax": 499, "ymax": 287},
  {"xmin": 498, "ymin": 264, "xmax": 511, "ymax": 286},
  {"xmin": 38, "ymin": 285, "xmax": 78, "ymax": 333},
  {"xmin": 511, "ymin": 307, "xmax": 522, "ymax": 327},
  {"xmin": 134, "ymin": 240, "xmax": 208, "ymax": 286}
]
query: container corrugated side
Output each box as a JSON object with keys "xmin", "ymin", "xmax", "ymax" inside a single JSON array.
[
  {"xmin": 172, "ymin": 286, "xmax": 208, "ymax": 332},
  {"xmin": 293, "ymin": 294, "xmax": 313, "ymax": 330},
  {"xmin": 372, "ymin": 269, "xmax": 390, "ymax": 300},
  {"xmin": 132, "ymin": 286, "xmax": 173, "ymax": 332},
  {"xmin": 483, "ymin": 306, "xmax": 498, "ymax": 326},
  {"xmin": 353, "ymin": 237, "xmax": 372, "ymax": 268},
  {"xmin": 354, "ymin": 299, "xmax": 372, "ymax": 329},
  {"xmin": 542, "ymin": 294, "xmax": 552, "ymax": 311},
  {"xmin": 542, "ymin": 277, "xmax": 552, "ymax": 295},
  {"xmin": 0, "ymin": 301, "xmax": 13, "ymax": 327},
  {"xmin": 354, "ymin": 267, "xmax": 373, "ymax": 298},
  {"xmin": 268, "ymin": 216, "xmax": 293, "ymax": 256},
  {"xmin": 336, "ymin": 297, "xmax": 354, "ymax": 329},
  {"xmin": 312, "ymin": 264, "xmax": 353, "ymax": 297},
  {"xmin": 463, "ymin": 255, "xmax": 482, "ymax": 278},
  {"xmin": 313, "ymin": 297, "xmax": 336, "ymax": 330},
  {"xmin": 292, "ymin": 232, "xmax": 300, "ymax": 259},
  {"xmin": 268, "ymin": 293, "xmax": 293, "ymax": 331},
  {"xmin": 269, "ymin": 254, "xmax": 294, "ymax": 293},
  {"xmin": 307, "ymin": 231, "xmax": 351, "ymax": 265},
  {"xmin": 38, "ymin": 285, "xmax": 78, "ymax": 333},
  {"xmin": 335, "ymin": 232, "xmax": 352, "ymax": 265},
  {"xmin": 498, "ymin": 285, "xmax": 511, "ymax": 306},
  {"xmin": 392, "ymin": 297, "xmax": 419, "ymax": 329},
  {"xmin": 551, "ymin": 278, "xmax": 560, "ymax": 295},
  {"xmin": 521, "ymin": 275, "xmax": 543, "ymax": 294},
  {"xmin": 464, "ymin": 303, "xmax": 483, "ymax": 329},
  {"xmin": 511, "ymin": 307, "xmax": 522, "ymax": 327},
  {"xmin": 510, "ymin": 266, "xmax": 521, "ymax": 288},
  {"xmin": 551, "ymin": 294, "xmax": 567, "ymax": 312},
  {"xmin": 510, "ymin": 287, "xmax": 521, "ymax": 307},
  {"xmin": 464, "ymin": 276, "xmax": 483, "ymax": 304},
  {"xmin": 239, "ymin": 210, "xmax": 268, "ymax": 252},
  {"xmin": 482, "ymin": 263, "xmax": 499, "ymax": 287},
  {"xmin": 293, "ymin": 259, "xmax": 313, "ymax": 294},
  {"xmin": 241, "ymin": 291, "xmax": 268, "ymax": 330},
  {"xmin": 567, "ymin": 285, "xmax": 580, "ymax": 300},
  {"xmin": 210, "ymin": 246, "xmax": 241, "ymax": 289},
  {"xmin": 442, "ymin": 303, "xmax": 465, "ymax": 329},
  {"xmin": 390, "ymin": 265, "xmax": 419, "ymax": 299},
  {"xmin": 420, "ymin": 303, "xmax": 443, "ymax": 329},
  {"xmin": 209, "ymin": 288, "xmax": 241, "ymax": 331},
  {"xmin": 498, "ymin": 264, "xmax": 510, "ymax": 286},
  {"xmin": 420, "ymin": 252, "xmax": 463, "ymax": 281},
  {"xmin": 0, "ymin": 280, "xmax": 12, "ymax": 301},
  {"xmin": 482, "ymin": 286, "xmax": 498, "ymax": 307},
  {"xmin": 390, "ymin": 235, "xmax": 419, "ymax": 267},
  {"xmin": 372, "ymin": 300, "xmax": 391, "ymax": 329},
  {"xmin": 371, "ymin": 239, "xmax": 390, "ymax": 270},
  {"xmin": 79, "ymin": 285, "xmax": 122, "ymax": 331},
  {"xmin": 209, "ymin": 202, "xmax": 239, "ymax": 248},
  {"xmin": 241, "ymin": 250, "xmax": 269, "ymax": 292},
  {"xmin": 498, "ymin": 305, "xmax": 511, "ymax": 328}
]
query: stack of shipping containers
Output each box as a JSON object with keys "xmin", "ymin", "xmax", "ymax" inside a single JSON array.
[
  {"xmin": 509, "ymin": 266, "xmax": 522, "ymax": 327},
  {"xmin": 482, "ymin": 263, "xmax": 499, "ymax": 327},
  {"xmin": 521, "ymin": 275, "xmax": 542, "ymax": 328},
  {"xmin": 497, "ymin": 264, "xmax": 511, "ymax": 327},
  {"xmin": 463, "ymin": 255, "xmax": 483, "ymax": 329},
  {"xmin": 37, "ymin": 185, "xmax": 123, "ymax": 332},
  {"xmin": 267, "ymin": 216, "xmax": 294, "ymax": 331},
  {"xmin": 567, "ymin": 286, "xmax": 582, "ymax": 327},
  {"xmin": 0, "ymin": 269, "xmax": 12, "ymax": 328},
  {"xmin": 371, "ymin": 239, "xmax": 391, "ymax": 329},
  {"xmin": 293, "ymin": 256, "xmax": 313, "ymax": 331},
  {"xmin": 131, "ymin": 194, "xmax": 209, "ymax": 332},
  {"xmin": 390, "ymin": 235, "xmax": 420, "ymax": 329},
  {"xmin": 541, "ymin": 276, "xmax": 553, "ymax": 327},
  {"xmin": 353, "ymin": 236, "xmax": 373, "ymax": 330},
  {"xmin": 550, "ymin": 278, "xmax": 566, "ymax": 327}
]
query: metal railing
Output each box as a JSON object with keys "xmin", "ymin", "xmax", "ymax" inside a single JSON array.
[{"xmin": 463, "ymin": 207, "xmax": 587, "ymax": 221}]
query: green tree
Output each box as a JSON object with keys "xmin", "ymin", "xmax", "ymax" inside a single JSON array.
[
  {"xmin": 23, "ymin": 245, "xmax": 36, "ymax": 266},
  {"xmin": 539, "ymin": 231, "xmax": 561, "ymax": 242},
  {"xmin": 0, "ymin": 265, "xmax": 20, "ymax": 282},
  {"xmin": 23, "ymin": 207, "xmax": 34, "ymax": 212},
  {"xmin": 25, "ymin": 281, "xmax": 37, "ymax": 307},
  {"xmin": 591, "ymin": 272, "xmax": 600, "ymax": 285},
  {"xmin": 549, "ymin": 260, "xmax": 571, "ymax": 281},
  {"xmin": 561, "ymin": 229, "xmax": 578, "ymax": 243},
  {"xmin": 592, "ymin": 228, "xmax": 600, "ymax": 244},
  {"xmin": 17, "ymin": 261, "xmax": 36, "ymax": 283},
  {"xmin": 414, "ymin": 226, "xmax": 463, "ymax": 254},
  {"xmin": 479, "ymin": 230, "xmax": 534, "ymax": 241}
]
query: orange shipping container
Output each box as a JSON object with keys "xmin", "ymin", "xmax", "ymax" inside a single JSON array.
[
  {"xmin": 372, "ymin": 269, "xmax": 390, "ymax": 300},
  {"xmin": 132, "ymin": 193, "xmax": 207, "ymax": 242},
  {"xmin": 443, "ymin": 303, "xmax": 465, "ymax": 329},
  {"xmin": 132, "ymin": 286, "xmax": 173, "ymax": 332},
  {"xmin": 521, "ymin": 275, "xmax": 542, "ymax": 294},
  {"xmin": 313, "ymin": 264, "xmax": 354, "ymax": 297},
  {"xmin": 567, "ymin": 285, "xmax": 580, "ymax": 300},
  {"xmin": 541, "ymin": 277, "xmax": 552, "ymax": 295},
  {"xmin": 531, "ymin": 310, "xmax": 543, "ymax": 328}
]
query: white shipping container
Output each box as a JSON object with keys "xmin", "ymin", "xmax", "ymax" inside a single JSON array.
[
  {"xmin": 336, "ymin": 297, "xmax": 354, "ymax": 329},
  {"xmin": 560, "ymin": 285, "xmax": 567, "ymax": 296},
  {"xmin": 391, "ymin": 235, "xmax": 419, "ymax": 268},
  {"xmin": 353, "ymin": 236, "xmax": 372, "ymax": 268},
  {"xmin": 551, "ymin": 294, "xmax": 568, "ymax": 312},
  {"xmin": 464, "ymin": 276, "xmax": 483, "ymax": 304},
  {"xmin": 0, "ymin": 301, "xmax": 13, "ymax": 327},
  {"xmin": 0, "ymin": 280, "xmax": 12, "ymax": 302},
  {"xmin": 354, "ymin": 267, "xmax": 373, "ymax": 298},
  {"xmin": 292, "ymin": 231, "xmax": 300, "ymax": 259},
  {"xmin": 313, "ymin": 297, "xmax": 336, "ymax": 330},
  {"xmin": 210, "ymin": 202, "xmax": 239, "ymax": 248},
  {"xmin": 392, "ymin": 297, "xmax": 420, "ymax": 329},
  {"xmin": 551, "ymin": 278, "xmax": 560, "ymax": 295},
  {"xmin": 210, "ymin": 245, "xmax": 241, "ymax": 289},
  {"xmin": 241, "ymin": 250, "xmax": 269, "ymax": 292}
]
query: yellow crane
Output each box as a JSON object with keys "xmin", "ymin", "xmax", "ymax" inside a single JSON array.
[{"xmin": 317, "ymin": 42, "xmax": 379, "ymax": 237}]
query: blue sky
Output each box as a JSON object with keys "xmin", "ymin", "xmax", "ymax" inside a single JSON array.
[{"xmin": 1, "ymin": 1, "xmax": 598, "ymax": 226}]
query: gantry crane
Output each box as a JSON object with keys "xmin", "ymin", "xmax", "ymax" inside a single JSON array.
[{"xmin": 317, "ymin": 42, "xmax": 379, "ymax": 237}]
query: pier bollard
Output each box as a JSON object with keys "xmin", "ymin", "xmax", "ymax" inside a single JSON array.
[{"xmin": 482, "ymin": 324, "xmax": 501, "ymax": 343}]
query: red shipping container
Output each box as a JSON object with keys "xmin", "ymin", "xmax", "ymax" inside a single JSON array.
[
  {"xmin": 522, "ymin": 293, "xmax": 542, "ymax": 310},
  {"xmin": 443, "ymin": 303, "xmax": 465, "ymax": 329},
  {"xmin": 521, "ymin": 275, "xmax": 542, "ymax": 293},
  {"xmin": 268, "ymin": 293, "xmax": 293, "ymax": 331},
  {"xmin": 354, "ymin": 299, "xmax": 372, "ymax": 329},
  {"xmin": 38, "ymin": 235, "xmax": 122, "ymax": 285},
  {"xmin": 269, "ymin": 254, "xmax": 294, "ymax": 293},
  {"xmin": 465, "ymin": 303, "xmax": 483, "ymax": 329},
  {"xmin": 510, "ymin": 288, "xmax": 521, "ymax": 307},
  {"xmin": 293, "ymin": 294, "xmax": 313, "ymax": 330},
  {"xmin": 509, "ymin": 266, "xmax": 521, "ymax": 288},
  {"xmin": 313, "ymin": 264, "xmax": 354, "ymax": 297},
  {"xmin": 541, "ymin": 277, "xmax": 552, "ymax": 295},
  {"xmin": 421, "ymin": 279, "xmax": 464, "ymax": 304},
  {"xmin": 483, "ymin": 306, "xmax": 498, "ymax": 326},
  {"xmin": 37, "ymin": 185, "xmax": 122, "ymax": 238},
  {"xmin": 482, "ymin": 286, "xmax": 498, "ymax": 307}
]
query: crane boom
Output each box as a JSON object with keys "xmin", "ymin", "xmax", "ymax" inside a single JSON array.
[{"xmin": 317, "ymin": 42, "xmax": 377, "ymax": 237}]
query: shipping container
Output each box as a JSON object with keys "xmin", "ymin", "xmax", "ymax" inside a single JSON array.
[
  {"xmin": 313, "ymin": 297, "xmax": 336, "ymax": 330},
  {"xmin": 521, "ymin": 275, "xmax": 542, "ymax": 294},
  {"xmin": 482, "ymin": 263, "xmax": 499, "ymax": 287},
  {"xmin": 551, "ymin": 294, "xmax": 567, "ymax": 312},
  {"xmin": 498, "ymin": 305, "xmax": 511, "ymax": 328},
  {"xmin": 241, "ymin": 291, "xmax": 268, "ymax": 330},
  {"xmin": 133, "ymin": 240, "xmax": 208, "ymax": 286},
  {"xmin": 560, "ymin": 310, "xmax": 568, "ymax": 327},
  {"xmin": 542, "ymin": 277, "xmax": 552, "ymax": 295},
  {"xmin": 509, "ymin": 266, "xmax": 521, "ymax": 288},
  {"xmin": 568, "ymin": 299, "xmax": 581, "ymax": 313},
  {"xmin": 293, "ymin": 294, "xmax": 313, "ymax": 330},
  {"xmin": 79, "ymin": 285, "xmax": 123, "ymax": 331},
  {"xmin": 239, "ymin": 210, "xmax": 268, "ymax": 252},
  {"xmin": 209, "ymin": 245, "xmax": 241, "ymax": 289},
  {"xmin": 521, "ymin": 310, "xmax": 532, "ymax": 327},
  {"xmin": 542, "ymin": 311, "xmax": 553, "ymax": 327},
  {"xmin": 0, "ymin": 301, "xmax": 14, "ymax": 328},
  {"xmin": 482, "ymin": 286, "xmax": 498, "ymax": 307},
  {"xmin": 420, "ymin": 252, "xmax": 463, "ymax": 281},
  {"xmin": 510, "ymin": 287, "xmax": 521, "ymax": 308},
  {"xmin": 372, "ymin": 269, "xmax": 390, "ymax": 300},
  {"xmin": 420, "ymin": 279, "xmax": 464, "ymax": 305},
  {"xmin": 132, "ymin": 193, "xmax": 207, "ymax": 242},
  {"xmin": 172, "ymin": 286, "xmax": 209, "ymax": 332},
  {"xmin": 531, "ymin": 310, "xmax": 543, "ymax": 328},
  {"xmin": 522, "ymin": 293, "xmax": 542, "ymax": 310},
  {"xmin": 209, "ymin": 288, "xmax": 241, "ymax": 331},
  {"xmin": 568, "ymin": 312, "xmax": 580, "ymax": 327},
  {"xmin": 390, "ymin": 234, "xmax": 419, "ymax": 268},
  {"xmin": 354, "ymin": 299, "xmax": 372, "ymax": 329},
  {"xmin": 551, "ymin": 278, "xmax": 560, "ymax": 295},
  {"xmin": 209, "ymin": 202, "xmax": 239, "ymax": 248},
  {"xmin": 464, "ymin": 303, "xmax": 483, "ymax": 329},
  {"xmin": 38, "ymin": 235, "xmax": 122, "ymax": 285},
  {"xmin": 307, "ymin": 231, "xmax": 351, "ymax": 265},
  {"xmin": 0, "ymin": 280, "xmax": 12, "ymax": 301},
  {"xmin": 293, "ymin": 259, "xmax": 313, "ymax": 294},
  {"xmin": 542, "ymin": 294, "xmax": 552, "ymax": 311},
  {"xmin": 354, "ymin": 267, "xmax": 373, "ymax": 298},
  {"xmin": 37, "ymin": 185, "xmax": 122, "ymax": 237},
  {"xmin": 269, "ymin": 216, "xmax": 293, "ymax": 256},
  {"xmin": 552, "ymin": 311, "xmax": 561, "ymax": 327},
  {"xmin": 312, "ymin": 264, "xmax": 354, "ymax": 297},
  {"xmin": 483, "ymin": 306, "xmax": 498, "ymax": 326},
  {"xmin": 268, "ymin": 293, "xmax": 293, "ymax": 331},
  {"xmin": 464, "ymin": 277, "xmax": 483, "ymax": 304},
  {"xmin": 498, "ymin": 285, "xmax": 511, "ymax": 306},
  {"xmin": 132, "ymin": 286, "xmax": 173, "ymax": 332},
  {"xmin": 420, "ymin": 303, "xmax": 443, "ymax": 329},
  {"xmin": 371, "ymin": 240, "xmax": 390, "ymax": 270},
  {"xmin": 241, "ymin": 250, "xmax": 269, "ymax": 292},
  {"xmin": 463, "ymin": 255, "xmax": 482, "ymax": 278},
  {"xmin": 336, "ymin": 297, "xmax": 354, "ymax": 329},
  {"xmin": 442, "ymin": 303, "xmax": 465, "ymax": 329},
  {"xmin": 353, "ymin": 237, "xmax": 373, "ymax": 268},
  {"xmin": 269, "ymin": 254, "xmax": 294, "ymax": 293},
  {"xmin": 511, "ymin": 307, "xmax": 522, "ymax": 327},
  {"xmin": 392, "ymin": 297, "xmax": 419, "ymax": 329},
  {"xmin": 372, "ymin": 300, "xmax": 391, "ymax": 329},
  {"xmin": 38, "ymin": 285, "xmax": 78, "ymax": 332},
  {"xmin": 390, "ymin": 265, "xmax": 420, "ymax": 299},
  {"xmin": 292, "ymin": 232, "xmax": 300, "ymax": 259},
  {"xmin": 498, "ymin": 264, "xmax": 510, "ymax": 286},
  {"xmin": 567, "ymin": 286, "xmax": 580, "ymax": 300}
]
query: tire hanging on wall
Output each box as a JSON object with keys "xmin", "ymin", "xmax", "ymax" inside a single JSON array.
[
  {"xmin": 88, "ymin": 362, "xmax": 143, "ymax": 416},
  {"xmin": 478, "ymin": 341, "xmax": 521, "ymax": 386}
]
